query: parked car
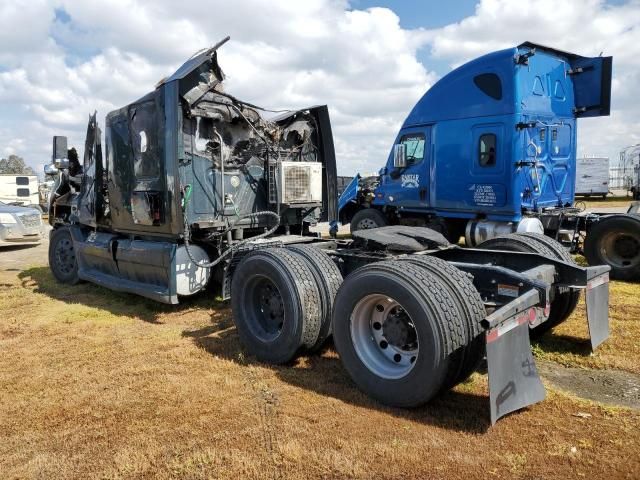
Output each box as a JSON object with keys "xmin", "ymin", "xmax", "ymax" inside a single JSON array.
[{"xmin": 0, "ymin": 201, "xmax": 45, "ymax": 247}]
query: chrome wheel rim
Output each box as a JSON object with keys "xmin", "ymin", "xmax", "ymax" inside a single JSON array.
[
  {"xmin": 350, "ymin": 294, "xmax": 418, "ymax": 379},
  {"xmin": 600, "ymin": 231, "xmax": 640, "ymax": 270},
  {"xmin": 356, "ymin": 218, "xmax": 379, "ymax": 230}
]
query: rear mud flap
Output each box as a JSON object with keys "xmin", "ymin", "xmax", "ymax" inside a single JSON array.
[
  {"xmin": 586, "ymin": 273, "xmax": 610, "ymax": 350},
  {"xmin": 485, "ymin": 299, "xmax": 545, "ymax": 425}
]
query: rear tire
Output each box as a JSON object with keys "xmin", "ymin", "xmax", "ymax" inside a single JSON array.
[
  {"xmin": 584, "ymin": 216, "xmax": 640, "ymax": 281},
  {"xmin": 350, "ymin": 208, "xmax": 388, "ymax": 232},
  {"xmin": 48, "ymin": 227, "xmax": 80, "ymax": 285},
  {"xmin": 286, "ymin": 244, "xmax": 343, "ymax": 351},
  {"xmin": 517, "ymin": 232, "xmax": 581, "ymax": 330},
  {"xmin": 398, "ymin": 256, "xmax": 485, "ymax": 388},
  {"xmin": 231, "ymin": 248, "xmax": 322, "ymax": 364},
  {"xmin": 476, "ymin": 233, "xmax": 574, "ymax": 335},
  {"xmin": 332, "ymin": 260, "xmax": 463, "ymax": 407}
]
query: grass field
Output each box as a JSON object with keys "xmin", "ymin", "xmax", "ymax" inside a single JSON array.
[
  {"xmin": 1, "ymin": 241, "xmax": 639, "ymax": 478},
  {"xmin": 0, "ymin": 215, "xmax": 640, "ymax": 480},
  {"xmin": 581, "ymin": 195, "xmax": 635, "ymax": 209}
]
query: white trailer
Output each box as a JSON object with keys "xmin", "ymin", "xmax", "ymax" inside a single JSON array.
[
  {"xmin": 0, "ymin": 174, "xmax": 40, "ymax": 207},
  {"xmin": 575, "ymin": 157, "xmax": 609, "ymax": 198}
]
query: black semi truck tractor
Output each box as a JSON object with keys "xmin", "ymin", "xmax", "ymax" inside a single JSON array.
[{"xmin": 47, "ymin": 39, "xmax": 611, "ymax": 424}]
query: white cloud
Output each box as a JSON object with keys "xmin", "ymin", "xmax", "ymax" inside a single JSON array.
[
  {"xmin": 0, "ymin": 0, "xmax": 434, "ymax": 175},
  {"xmin": 422, "ymin": 0, "xmax": 640, "ymax": 164}
]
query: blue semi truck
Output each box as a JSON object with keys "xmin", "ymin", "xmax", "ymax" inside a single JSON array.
[{"xmin": 338, "ymin": 42, "xmax": 640, "ymax": 281}]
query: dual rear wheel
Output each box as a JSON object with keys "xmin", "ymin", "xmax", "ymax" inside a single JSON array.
[
  {"xmin": 230, "ymin": 246, "xmax": 342, "ymax": 364},
  {"xmin": 231, "ymin": 249, "xmax": 485, "ymax": 407}
]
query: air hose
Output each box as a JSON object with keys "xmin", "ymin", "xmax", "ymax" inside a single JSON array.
[{"xmin": 181, "ymin": 203, "xmax": 280, "ymax": 269}]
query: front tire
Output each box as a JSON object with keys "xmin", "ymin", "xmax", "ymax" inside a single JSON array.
[
  {"xmin": 48, "ymin": 227, "xmax": 80, "ymax": 285},
  {"xmin": 350, "ymin": 208, "xmax": 388, "ymax": 232}
]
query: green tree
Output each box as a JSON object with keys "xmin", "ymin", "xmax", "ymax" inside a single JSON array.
[{"xmin": 0, "ymin": 155, "xmax": 35, "ymax": 175}]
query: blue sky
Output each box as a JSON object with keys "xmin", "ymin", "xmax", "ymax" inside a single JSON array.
[
  {"xmin": 351, "ymin": 0, "xmax": 478, "ymax": 29},
  {"xmin": 351, "ymin": 0, "xmax": 479, "ymax": 75}
]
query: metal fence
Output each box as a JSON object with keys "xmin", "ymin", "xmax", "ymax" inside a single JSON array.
[
  {"xmin": 609, "ymin": 165, "xmax": 638, "ymax": 190},
  {"xmin": 609, "ymin": 166, "xmax": 627, "ymax": 189}
]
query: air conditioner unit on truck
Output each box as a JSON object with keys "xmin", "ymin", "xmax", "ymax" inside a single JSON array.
[
  {"xmin": 47, "ymin": 38, "xmax": 610, "ymax": 424},
  {"xmin": 338, "ymin": 42, "xmax": 640, "ymax": 282}
]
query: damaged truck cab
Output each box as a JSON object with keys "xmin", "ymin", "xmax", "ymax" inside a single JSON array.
[{"xmin": 48, "ymin": 38, "xmax": 337, "ymax": 303}]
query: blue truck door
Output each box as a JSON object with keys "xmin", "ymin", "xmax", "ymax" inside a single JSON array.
[
  {"xmin": 378, "ymin": 127, "xmax": 431, "ymax": 208},
  {"xmin": 465, "ymin": 123, "xmax": 508, "ymax": 210},
  {"xmin": 569, "ymin": 56, "xmax": 612, "ymax": 118}
]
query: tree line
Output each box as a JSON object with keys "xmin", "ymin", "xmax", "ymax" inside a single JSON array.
[{"xmin": 0, "ymin": 155, "xmax": 35, "ymax": 175}]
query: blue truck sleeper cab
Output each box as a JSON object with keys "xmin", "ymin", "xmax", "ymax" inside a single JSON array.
[{"xmin": 338, "ymin": 42, "xmax": 612, "ymax": 244}]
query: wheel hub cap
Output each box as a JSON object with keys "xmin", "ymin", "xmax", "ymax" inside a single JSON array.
[
  {"xmin": 601, "ymin": 231, "xmax": 640, "ymax": 268},
  {"xmin": 258, "ymin": 282, "xmax": 284, "ymax": 335},
  {"xmin": 383, "ymin": 306, "xmax": 417, "ymax": 349},
  {"xmin": 357, "ymin": 218, "xmax": 377, "ymax": 230},
  {"xmin": 55, "ymin": 238, "xmax": 75, "ymax": 274},
  {"xmin": 350, "ymin": 294, "xmax": 419, "ymax": 379}
]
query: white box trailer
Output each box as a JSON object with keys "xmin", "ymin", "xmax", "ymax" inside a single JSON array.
[
  {"xmin": 0, "ymin": 174, "xmax": 40, "ymax": 207},
  {"xmin": 575, "ymin": 157, "xmax": 609, "ymax": 197}
]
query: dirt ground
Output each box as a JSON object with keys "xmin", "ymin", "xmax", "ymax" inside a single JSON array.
[{"xmin": 1, "ymin": 229, "xmax": 640, "ymax": 479}]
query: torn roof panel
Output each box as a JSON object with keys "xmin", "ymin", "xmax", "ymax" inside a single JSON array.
[{"xmin": 156, "ymin": 36, "xmax": 230, "ymax": 88}]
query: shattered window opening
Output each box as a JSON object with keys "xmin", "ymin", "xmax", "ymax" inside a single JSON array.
[
  {"xmin": 130, "ymin": 101, "xmax": 160, "ymax": 179},
  {"xmin": 194, "ymin": 117, "xmax": 216, "ymax": 154},
  {"xmin": 139, "ymin": 131, "xmax": 147, "ymax": 153}
]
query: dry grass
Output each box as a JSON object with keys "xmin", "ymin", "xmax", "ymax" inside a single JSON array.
[
  {"xmin": 533, "ymin": 276, "xmax": 640, "ymax": 375},
  {"xmin": 1, "ymin": 265, "xmax": 640, "ymax": 479},
  {"xmin": 582, "ymin": 196, "xmax": 635, "ymax": 209}
]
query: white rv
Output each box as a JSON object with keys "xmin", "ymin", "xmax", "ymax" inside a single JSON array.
[
  {"xmin": 0, "ymin": 174, "xmax": 40, "ymax": 207},
  {"xmin": 575, "ymin": 157, "xmax": 610, "ymax": 198}
]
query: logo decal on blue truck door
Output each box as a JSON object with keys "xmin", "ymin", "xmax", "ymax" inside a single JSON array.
[{"xmin": 401, "ymin": 174, "xmax": 420, "ymax": 188}]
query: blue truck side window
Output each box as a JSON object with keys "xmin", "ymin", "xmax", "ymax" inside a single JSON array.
[
  {"xmin": 401, "ymin": 133, "xmax": 425, "ymax": 165},
  {"xmin": 473, "ymin": 73, "xmax": 502, "ymax": 100},
  {"xmin": 479, "ymin": 134, "xmax": 496, "ymax": 167}
]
